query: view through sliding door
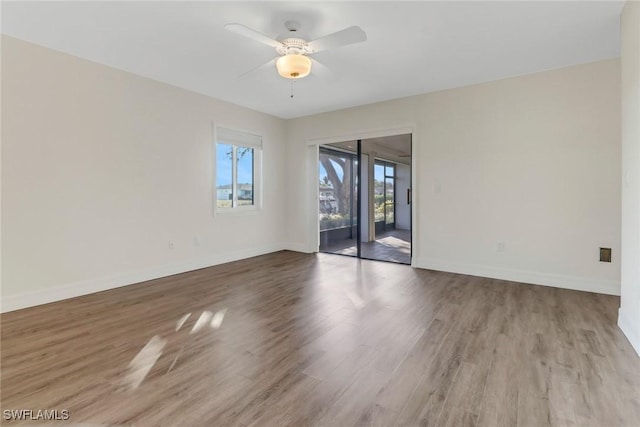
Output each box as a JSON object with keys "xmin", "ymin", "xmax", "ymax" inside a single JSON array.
[
  {"xmin": 374, "ymin": 160, "xmax": 395, "ymax": 234},
  {"xmin": 318, "ymin": 147, "xmax": 358, "ymax": 256}
]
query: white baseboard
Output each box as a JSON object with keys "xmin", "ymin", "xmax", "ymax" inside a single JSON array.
[
  {"xmin": 2, "ymin": 249, "xmax": 622, "ymax": 313},
  {"xmin": 413, "ymin": 257, "xmax": 620, "ymax": 296},
  {"xmin": 618, "ymin": 308, "xmax": 640, "ymax": 357},
  {"xmin": 281, "ymin": 242, "xmax": 315, "ymax": 254},
  {"xmin": 0, "ymin": 244, "xmax": 285, "ymax": 313}
]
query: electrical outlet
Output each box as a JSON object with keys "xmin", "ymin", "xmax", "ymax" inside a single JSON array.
[
  {"xmin": 168, "ymin": 241, "xmax": 175, "ymax": 250},
  {"xmin": 600, "ymin": 247, "xmax": 611, "ymax": 263},
  {"xmin": 497, "ymin": 242, "xmax": 506, "ymax": 252},
  {"xmin": 193, "ymin": 236, "xmax": 200, "ymax": 247}
]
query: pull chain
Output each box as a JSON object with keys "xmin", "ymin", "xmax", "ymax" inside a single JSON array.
[{"xmin": 290, "ymin": 79, "xmax": 294, "ymax": 98}]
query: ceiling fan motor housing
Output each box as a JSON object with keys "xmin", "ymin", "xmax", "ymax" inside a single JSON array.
[{"xmin": 276, "ymin": 38, "xmax": 311, "ymax": 55}]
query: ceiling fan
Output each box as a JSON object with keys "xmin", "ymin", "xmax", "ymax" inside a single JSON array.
[{"xmin": 224, "ymin": 20, "xmax": 367, "ymax": 80}]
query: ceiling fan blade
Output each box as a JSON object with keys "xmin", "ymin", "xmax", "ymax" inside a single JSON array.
[
  {"xmin": 238, "ymin": 58, "xmax": 276, "ymax": 79},
  {"xmin": 307, "ymin": 26, "xmax": 366, "ymax": 53},
  {"xmin": 224, "ymin": 23, "xmax": 283, "ymax": 49},
  {"xmin": 310, "ymin": 58, "xmax": 334, "ymax": 80}
]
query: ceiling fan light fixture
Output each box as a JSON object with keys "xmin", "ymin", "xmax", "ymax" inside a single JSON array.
[{"xmin": 276, "ymin": 54, "xmax": 311, "ymax": 79}]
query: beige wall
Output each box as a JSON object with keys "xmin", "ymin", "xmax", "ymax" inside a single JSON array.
[
  {"xmin": 1, "ymin": 35, "xmax": 625, "ymax": 312},
  {"xmin": 1, "ymin": 36, "xmax": 288, "ymax": 311},
  {"xmin": 619, "ymin": 0, "xmax": 640, "ymax": 356},
  {"xmin": 287, "ymin": 59, "xmax": 622, "ymax": 295}
]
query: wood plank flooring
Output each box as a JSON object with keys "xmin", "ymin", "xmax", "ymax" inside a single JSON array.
[{"xmin": 1, "ymin": 251, "xmax": 639, "ymax": 426}]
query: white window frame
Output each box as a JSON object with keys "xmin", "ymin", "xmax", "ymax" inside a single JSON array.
[{"xmin": 214, "ymin": 126, "xmax": 263, "ymax": 214}]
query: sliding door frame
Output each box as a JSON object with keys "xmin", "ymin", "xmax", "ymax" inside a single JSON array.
[{"xmin": 356, "ymin": 139, "xmax": 362, "ymax": 258}]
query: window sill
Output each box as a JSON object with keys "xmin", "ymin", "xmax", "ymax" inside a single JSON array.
[{"xmin": 214, "ymin": 206, "xmax": 263, "ymax": 217}]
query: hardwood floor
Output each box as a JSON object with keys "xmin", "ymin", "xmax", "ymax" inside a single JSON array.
[{"xmin": 1, "ymin": 251, "xmax": 639, "ymax": 426}]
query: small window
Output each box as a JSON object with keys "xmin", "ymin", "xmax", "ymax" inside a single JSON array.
[{"xmin": 215, "ymin": 127, "xmax": 262, "ymax": 211}]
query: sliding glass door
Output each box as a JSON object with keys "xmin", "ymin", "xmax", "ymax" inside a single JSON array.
[{"xmin": 317, "ymin": 136, "xmax": 411, "ymax": 264}]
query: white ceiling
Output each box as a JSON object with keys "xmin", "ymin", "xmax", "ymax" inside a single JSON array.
[{"xmin": 1, "ymin": 1, "xmax": 624, "ymax": 119}]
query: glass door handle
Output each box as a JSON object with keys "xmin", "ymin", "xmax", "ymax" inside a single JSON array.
[{"xmin": 407, "ymin": 188, "xmax": 411, "ymax": 205}]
